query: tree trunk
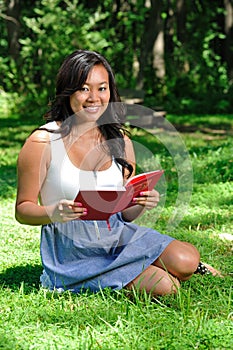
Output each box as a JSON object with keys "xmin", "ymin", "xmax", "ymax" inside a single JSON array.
[
  {"xmin": 224, "ymin": 0, "xmax": 233, "ymax": 82},
  {"xmin": 5, "ymin": 0, "xmax": 21, "ymax": 60},
  {"xmin": 176, "ymin": 0, "xmax": 186, "ymax": 45},
  {"xmin": 137, "ymin": 0, "xmax": 164, "ymax": 89},
  {"xmin": 153, "ymin": 30, "xmax": 165, "ymax": 79},
  {"xmin": 164, "ymin": 0, "xmax": 174, "ymax": 59}
]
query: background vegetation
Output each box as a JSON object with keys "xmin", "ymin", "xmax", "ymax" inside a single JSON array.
[{"xmin": 1, "ymin": 0, "xmax": 233, "ymax": 117}]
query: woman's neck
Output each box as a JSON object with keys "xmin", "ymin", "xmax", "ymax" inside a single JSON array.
[{"xmin": 74, "ymin": 120, "xmax": 99, "ymax": 137}]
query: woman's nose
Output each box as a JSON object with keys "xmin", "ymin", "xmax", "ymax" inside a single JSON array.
[{"xmin": 87, "ymin": 90, "xmax": 100, "ymax": 101}]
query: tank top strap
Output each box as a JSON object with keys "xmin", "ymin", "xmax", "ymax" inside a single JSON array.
[
  {"xmin": 49, "ymin": 132, "xmax": 67, "ymax": 166},
  {"xmin": 40, "ymin": 121, "xmax": 67, "ymax": 166}
]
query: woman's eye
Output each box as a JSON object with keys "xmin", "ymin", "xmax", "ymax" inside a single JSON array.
[
  {"xmin": 80, "ymin": 87, "xmax": 88, "ymax": 92},
  {"xmin": 99, "ymin": 87, "xmax": 106, "ymax": 91}
]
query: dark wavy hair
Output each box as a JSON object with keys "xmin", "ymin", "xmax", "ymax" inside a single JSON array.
[{"xmin": 43, "ymin": 49, "xmax": 133, "ymax": 177}]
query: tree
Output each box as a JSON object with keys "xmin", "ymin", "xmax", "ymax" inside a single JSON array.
[
  {"xmin": 224, "ymin": 0, "xmax": 233, "ymax": 82},
  {"xmin": 5, "ymin": 0, "xmax": 20, "ymax": 60},
  {"xmin": 0, "ymin": 0, "xmax": 232, "ymax": 115},
  {"xmin": 176, "ymin": 0, "xmax": 186, "ymax": 45},
  {"xmin": 137, "ymin": 0, "xmax": 164, "ymax": 89}
]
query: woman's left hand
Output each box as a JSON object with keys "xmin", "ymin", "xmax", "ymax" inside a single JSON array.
[{"xmin": 133, "ymin": 189, "xmax": 160, "ymax": 210}]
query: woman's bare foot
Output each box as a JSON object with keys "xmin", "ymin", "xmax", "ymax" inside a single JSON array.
[{"xmin": 201, "ymin": 262, "xmax": 223, "ymax": 277}]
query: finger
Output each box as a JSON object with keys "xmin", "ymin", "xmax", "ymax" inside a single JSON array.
[
  {"xmin": 136, "ymin": 197, "xmax": 160, "ymax": 209},
  {"xmin": 137, "ymin": 195, "xmax": 159, "ymax": 203},
  {"xmin": 139, "ymin": 191, "xmax": 149, "ymax": 197},
  {"xmin": 62, "ymin": 203, "xmax": 83, "ymax": 214},
  {"xmin": 72, "ymin": 202, "xmax": 83, "ymax": 207},
  {"xmin": 59, "ymin": 199, "xmax": 75, "ymax": 206},
  {"xmin": 133, "ymin": 197, "xmax": 149, "ymax": 206},
  {"xmin": 59, "ymin": 209, "xmax": 88, "ymax": 221},
  {"xmin": 70, "ymin": 202, "xmax": 83, "ymax": 211},
  {"xmin": 58, "ymin": 200, "xmax": 86, "ymax": 214}
]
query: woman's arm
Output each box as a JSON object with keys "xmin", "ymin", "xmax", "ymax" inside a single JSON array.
[
  {"xmin": 121, "ymin": 135, "xmax": 160, "ymax": 222},
  {"xmin": 15, "ymin": 130, "xmax": 86, "ymax": 225},
  {"xmin": 15, "ymin": 130, "xmax": 55, "ymax": 225}
]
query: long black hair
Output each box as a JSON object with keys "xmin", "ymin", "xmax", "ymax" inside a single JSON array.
[{"xmin": 43, "ymin": 49, "xmax": 133, "ymax": 177}]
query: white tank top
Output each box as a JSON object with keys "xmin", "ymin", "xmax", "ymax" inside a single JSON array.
[{"xmin": 40, "ymin": 121, "xmax": 123, "ymax": 206}]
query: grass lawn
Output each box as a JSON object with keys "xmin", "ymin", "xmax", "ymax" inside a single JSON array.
[{"xmin": 0, "ymin": 111, "xmax": 232, "ymax": 349}]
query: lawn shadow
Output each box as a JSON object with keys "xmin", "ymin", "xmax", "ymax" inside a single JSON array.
[
  {"xmin": 166, "ymin": 114, "xmax": 233, "ymax": 133},
  {"xmin": 0, "ymin": 164, "xmax": 17, "ymax": 199},
  {"xmin": 0, "ymin": 264, "xmax": 43, "ymax": 292},
  {"xmin": 0, "ymin": 116, "xmax": 41, "ymax": 200},
  {"xmin": 0, "ymin": 116, "xmax": 40, "ymax": 149},
  {"xmin": 172, "ymin": 123, "xmax": 233, "ymax": 134}
]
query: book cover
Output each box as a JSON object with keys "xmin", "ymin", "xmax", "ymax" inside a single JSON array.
[{"xmin": 74, "ymin": 169, "xmax": 164, "ymax": 221}]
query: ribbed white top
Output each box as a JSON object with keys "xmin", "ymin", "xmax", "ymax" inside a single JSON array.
[{"xmin": 40, "ymin": 121, "xmax": 123, "ymax": 206}]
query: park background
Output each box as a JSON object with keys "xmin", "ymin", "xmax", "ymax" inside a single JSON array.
[
  {"xmin": 1, "ymin": 0, "xmax": 233, "ymax": 116},
  {"xmin": 0, "ymin": 1, "xmax": 233, "ymax": 349}
]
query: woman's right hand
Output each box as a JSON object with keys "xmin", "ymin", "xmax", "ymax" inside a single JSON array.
[{"xmin": 50, "ymin": 200, "xmax": 88, "ymax": 223}]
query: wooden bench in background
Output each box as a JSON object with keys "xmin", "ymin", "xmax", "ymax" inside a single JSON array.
[{"xmin": 119, "ymin": 88, "xmax": 166, "ymax": 128}]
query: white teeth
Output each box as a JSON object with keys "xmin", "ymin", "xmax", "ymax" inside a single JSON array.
[{"xmin": 85, "ymin": 106, "xmax": 100, "ymax": 113}]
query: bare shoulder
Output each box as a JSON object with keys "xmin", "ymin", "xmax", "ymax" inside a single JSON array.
[
  {"xmin": 20, "ymin": 128, "xmax": 51, "ymax": 153},
  {"xmin": 18, "ymin": 128, "xmax": 51, "ymax": 166},
  {"xmin": 26, "ymin": 120, "xmax": 59, "ymax": 144},
  {"xmin": 27, "ymin": 128, "xmax": 50, "ymax": 143}
]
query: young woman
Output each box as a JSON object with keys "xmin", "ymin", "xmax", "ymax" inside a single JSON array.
[{"xmin": 15, "ymin": 50, "xmax": 219, "ymax": 295}]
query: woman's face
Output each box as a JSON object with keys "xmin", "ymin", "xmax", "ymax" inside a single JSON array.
[{"xmin": 70, "ymin": 64, "xmax": 111, "ymax": 123}]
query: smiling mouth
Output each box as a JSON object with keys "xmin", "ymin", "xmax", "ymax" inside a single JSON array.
[{"xmin": 84, "ymin": 106, "xmax": 101, "ymax": 113}]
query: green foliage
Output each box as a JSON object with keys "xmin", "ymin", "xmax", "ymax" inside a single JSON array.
[
  {"xmin": 162, "ymin": 2, "xmax": 231, "ymax": 114},
  {"xmin": 1, "ymin": 0, "xmax": 114, "ymax": 118},
  {"xmin": 21, "ymin": 1, "xmax": 111, "ymax": 101},
  {"xmin": 1, "ymin": 0, "xmax": 233, "ymax": 117}
]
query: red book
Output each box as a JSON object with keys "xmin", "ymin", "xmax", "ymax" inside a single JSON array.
[{"xmin": 74, "ymin": 170, "xmax": 164, "ymax": 221}]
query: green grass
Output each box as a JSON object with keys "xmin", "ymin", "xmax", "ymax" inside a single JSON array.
[{"xmin": 0, "ymin": 111, "xmax": 232, "ymax": 349}]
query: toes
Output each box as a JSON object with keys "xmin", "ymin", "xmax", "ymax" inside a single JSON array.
[{"xmin": 201, "ymin": 262, "xmax": 223, "ymax": 277}]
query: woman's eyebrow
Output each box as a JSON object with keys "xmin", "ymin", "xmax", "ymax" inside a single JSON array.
[{"xmin": 84, "ymin": 81, "xmax": 109, "ymax": 85}]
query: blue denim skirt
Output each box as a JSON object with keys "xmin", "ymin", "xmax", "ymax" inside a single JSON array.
[{"xmin": 40, "ymin": 213, "xmax": 174, "ymax": 293}]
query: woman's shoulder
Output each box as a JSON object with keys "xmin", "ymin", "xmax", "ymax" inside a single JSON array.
[
  {"xmin": 39, "ymin": 121, "xmax": 60, "ymax": 130},
  {"xmin": 18, "ymin": 123, "xmax": 55, "ymax": 165},
  {"xmin": 29, "ymin": 121, "xmax": 60, "ymax": 142}
]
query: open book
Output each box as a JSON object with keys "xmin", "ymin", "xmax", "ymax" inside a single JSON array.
[{"xmin": 74, "ymin": 169, "xmax": 164, "ymax": 221}]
